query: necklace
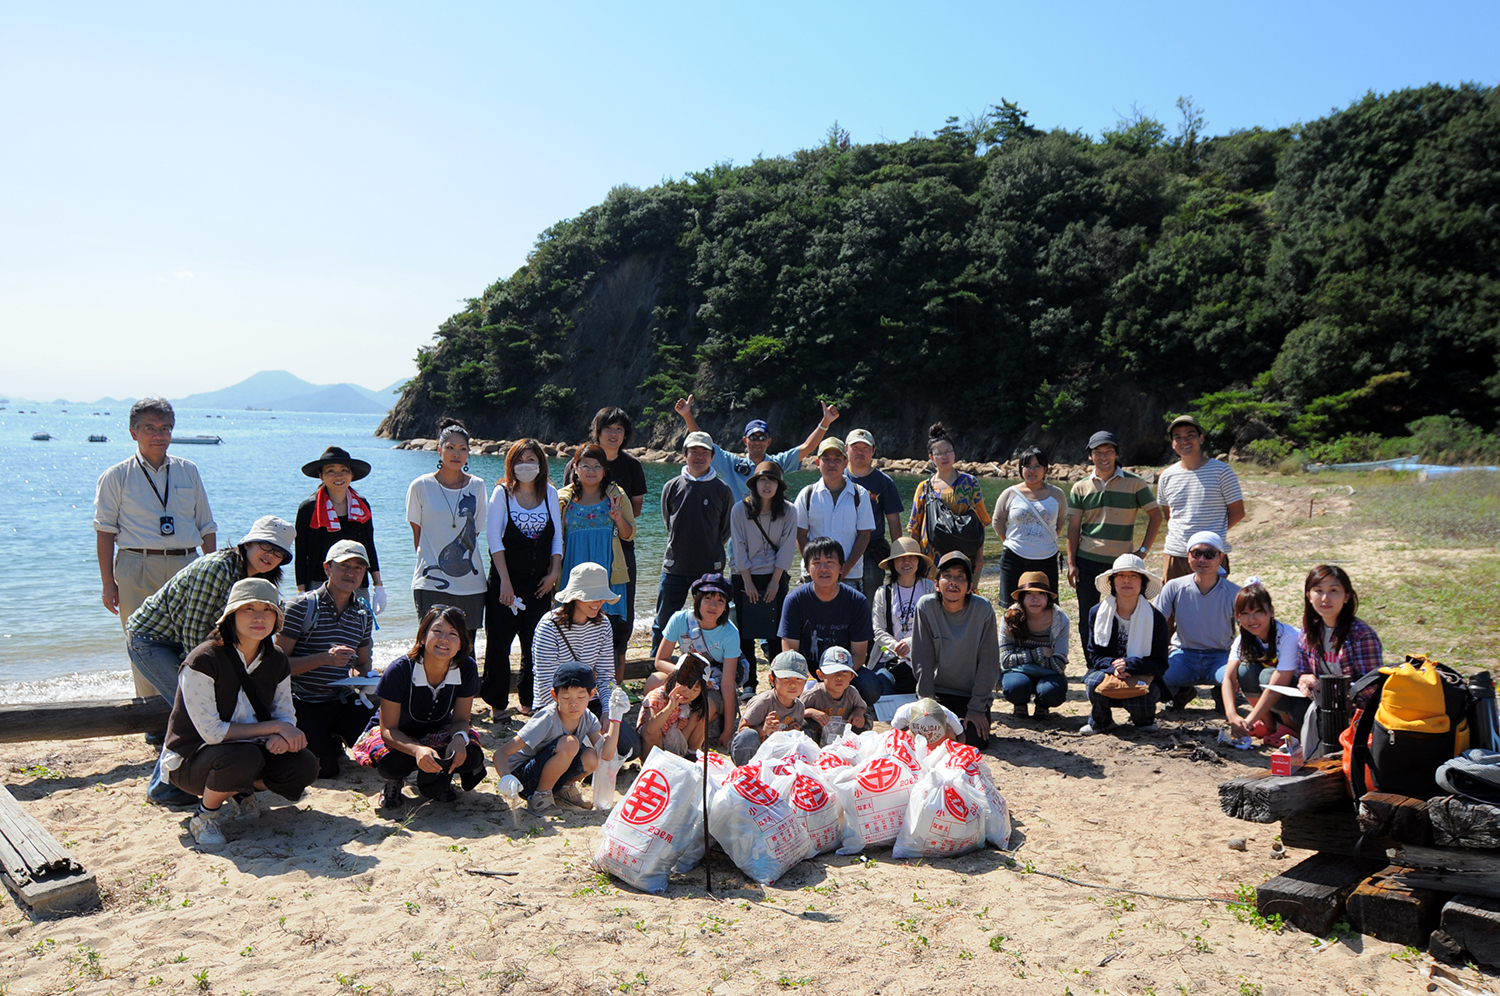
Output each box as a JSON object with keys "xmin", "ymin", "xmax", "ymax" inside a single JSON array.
[
  {"xmin": 894, "ymin": 583, "xmax": 917, "ymax": 634},
  {"xmin": 436, "ymin": 476, "xmax": 462, "ymax": 528}
]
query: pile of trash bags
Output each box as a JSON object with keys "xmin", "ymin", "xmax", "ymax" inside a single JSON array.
[{"xmin": 593, "ymin": 727, "xmax": 1012, "ymax": 892}]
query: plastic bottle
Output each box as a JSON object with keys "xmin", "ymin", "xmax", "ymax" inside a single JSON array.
[
  {"xmin": 593, "ymin": 686, "xmax": 634, "ymax": 810},
  {"xmin": 497, "ymin": 774, "xmax": 523, "ymax": 827},
  {"xmin": 1468, "ymin": 670, "xmax": 1499, "ymax": 753}
]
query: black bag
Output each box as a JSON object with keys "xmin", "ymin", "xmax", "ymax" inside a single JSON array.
[
  {"xmin": 924, "ymin": 483, "xmax": 984, "ymax": 560},
  {"xmin": 864, "ymin": 535, "xmax": 891, "ymax": 567},
  {"xmin": 1346, "ymin": 655, "xmax": 1473, "ymax": 801}
]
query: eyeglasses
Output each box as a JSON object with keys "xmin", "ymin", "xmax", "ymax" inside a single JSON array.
[
  {"xmin": 577, "ymin": 463, "xmax": 604, "ymax": 473},
  {"xmin": 939, "ymin": 573, "xmax": 970, "ymax": 584},
  {"xmin": 1189, "ymin": 548, "xmax": 1220, "ymax": 559},
  {"xmin": 136, "ymin": 424, "xmax": 173, "ymax": 436},
  {"xmin": 1021, "ymin": 463, "xmax": 1045, "ymax": 472}
]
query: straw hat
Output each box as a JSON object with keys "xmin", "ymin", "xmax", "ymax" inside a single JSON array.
[
  {"xmin": 215, "ymin": 577, "xmax": 284, "ymax": 632},
  {"xmin": 555, "ymin": 562, "xmax": 621, "ymax": 604},
  {"xmin": 878, "ymin": 535, "xmax": 932, "ymax": 571},
  {"xmin": 1093, "ymin": 553, "xmax": 1164, "ymax": 600},
  {"xmin": 1010, "ymin": 571, "xmax": 1057, "ymax": 604}
]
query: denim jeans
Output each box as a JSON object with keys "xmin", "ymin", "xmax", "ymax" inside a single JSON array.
[
  {"xmin": 849, "ymin": 666, "xmax": 893, "ymax": 713},
  {"xmin": 1000, "ymin": 665, "xmax": 1068, "ymax": 708},
  {"xmin": 1162, "ymin": 647, "xmax": 1231, "ymax": 692},
  {"xmin": 127, "ymin": 633, "xmax": 197, "ymax": 805},
  {"xmin": 650, "ymin": 571, "xmax": 694, "ymax": 657}
]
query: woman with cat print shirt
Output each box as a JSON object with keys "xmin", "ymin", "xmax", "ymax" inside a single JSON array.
[{"xmin": 407, "ymin": 418, "xmax": 489, "ymax": 644}]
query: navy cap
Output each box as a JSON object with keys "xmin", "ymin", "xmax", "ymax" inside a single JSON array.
[
  {"xmin": 743, "ymin": 419, "xmax": 770, "ymax": 437},
  {"xmin": 1087, "ymin": 430, "xmax": 1119, "ymax": 453},
  {"xmin": 552, "ymin": 661, "xmax": 596, "ymax": 691}
]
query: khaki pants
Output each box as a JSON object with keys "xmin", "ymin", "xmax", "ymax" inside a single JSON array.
[{"xmin": 115, "ymin": 549, "xmax": 196, "ymax": 697}]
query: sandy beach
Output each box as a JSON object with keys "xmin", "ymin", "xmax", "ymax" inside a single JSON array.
[{"xmin": 3, "ymin": 476, "xmax": 1497, "ymax": 996}]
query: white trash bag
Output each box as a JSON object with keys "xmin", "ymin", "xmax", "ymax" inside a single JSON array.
[
  {"xmin": 751, "ymin": 729, "xmax": 820, "ymax": 766},
  {"xmin": 708, "ymin": 760, "xmax": 815, "ymax": 884},
  {"xmin": 893, "ymin": 758, "xmax": 989, "ymax": 859},
  {"xmin": 759, "ymin": 756, "xmax": 844, "ymax": 855},
  {"xmin": 829, "ymin": 728, "xmax": 927, "ymax": 854},
  {"xmin": 593, "ymin": 747, "xmax": 706, "ymax": 893}
]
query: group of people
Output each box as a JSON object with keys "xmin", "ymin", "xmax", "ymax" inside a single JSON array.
[{"xmin": 93, "ymin": 397, "xmax": 1383, "ymax": 848}]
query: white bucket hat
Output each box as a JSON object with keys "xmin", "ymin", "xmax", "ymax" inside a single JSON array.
[
  {"xmin": 1094, "ymin": 553, "xmax": 1164, "ymax": 600},
  {"xmin": 215, "ymin": 577, "xmax": 285, "ymax": 632},
  {"xmin": 240, "ymin": 515, "xmax": 295, "ymax": 561},
  {"xmin": 555, "ymin": 562, "xmax": 621, "ymax": 604}
]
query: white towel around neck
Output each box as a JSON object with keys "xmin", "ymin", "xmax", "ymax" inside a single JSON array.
[{"xmin": 1093, "ymin": 594, "xmax": 1155, "ymax": 660}]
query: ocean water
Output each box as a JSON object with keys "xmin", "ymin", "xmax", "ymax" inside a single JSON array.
[{"xmin": 1, "ymin": 405, "xmax": 922, "ymax": 703}]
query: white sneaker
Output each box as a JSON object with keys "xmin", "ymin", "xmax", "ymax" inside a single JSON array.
[
  {"xmin": 232, "ymin": 792, "xmax": 262, "ymax": 821},
  {"xmin": 189, "ymin": 806, "xmax": 228, "ymax": 848},
  {"xmin": 1079, "ymin": 723, "xmax": 1100, "ymax": 736}
]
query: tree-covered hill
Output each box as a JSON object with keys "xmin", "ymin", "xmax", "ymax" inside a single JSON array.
[{"xmin": 379, "ymin": 84, "xmax": 1499, "ymax": 465}]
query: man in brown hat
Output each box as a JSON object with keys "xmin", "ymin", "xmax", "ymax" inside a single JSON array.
[{"xmin": 1156, "ymin": 415, "xmax": 1244, "ymax": 582}]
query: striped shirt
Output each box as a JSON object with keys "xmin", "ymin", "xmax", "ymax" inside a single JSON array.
[
  {"xmin": 1156, "ymin": 459, "xmax": 1244, "ymax": 555},
  {"xmin": 127, "ymin": 548, "xmax": 248, "ymax": 650},
  {"xmin": 1068, "ymin": 469, "xmax": 1158, "ymax": 565},
  {"xmin": 531, "ymin": 612, "xmax": 615, "ymax": 706},
  {"xmin": 282, "ymin": 585, "xmax": 375, "ymax": 703}
]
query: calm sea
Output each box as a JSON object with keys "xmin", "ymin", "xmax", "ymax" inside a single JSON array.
[{"xmin": 0, "ymin": 403, "xmax": 1007, "ymax": 703}]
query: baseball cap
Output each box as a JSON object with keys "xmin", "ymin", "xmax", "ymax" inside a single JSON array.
[
  {"xmin": 845, "ymin": 428, "xmax": 875, "ymax": 449},
  {"xmin": 1168, "ymin": 414, "xmax": 1205, "ymax": 435},
  {"xmin": 1086, "ymin": 430, "xmax": 1119, "ymax": 453},
  {"xmin": 818, "ymin": 646, "xmax": 855, "ymax": 676},
  {"xmin": 769, "ymin": 651, "xmax": 809, "ymax": 680},
  {"xmin": 816, "ymin": 437, "xmax": 846, "ymax": 456},
  {"xmin": 552, "ymin": 662, "xmax": 596, "ymax": 691},
  {"xmin": 743, "ymin": 419, "xmax": 770, "ymax": 437},
  {"xmin": 683, "ymin": 430, "xmax": 714, "ymax": 451},
  {"xmin": 325, "ymin": 539, "xmax": 369, "ymax": 565}
]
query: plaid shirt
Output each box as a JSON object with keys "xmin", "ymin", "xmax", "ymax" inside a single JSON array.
[
  {"xmin": 1297, "ymin": 618, "xmax": 1383, "ymax": 679},
  {"xmin": 127, "ymin": 548, "xmax": 246, "ymax": 650}
]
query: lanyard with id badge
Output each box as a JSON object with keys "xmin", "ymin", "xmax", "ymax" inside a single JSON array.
[{"xmin": 137, "ymin": 457, "xmax": 175, "ymax": 536}]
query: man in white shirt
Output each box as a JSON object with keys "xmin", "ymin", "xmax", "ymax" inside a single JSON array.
[
  {"xmin": 1156, "ymin": 415, "xmax": 1244, "ymax": 582},
  {"xmin": 94, "ymin": 397, "xmax": 217, "ymax": 699},
  {"xmin": 794, "ymin": 438, "xmax": 874, "ymax": 583}
]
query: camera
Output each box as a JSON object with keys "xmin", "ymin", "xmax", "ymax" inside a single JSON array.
[{"xmin": 159, "ymin": 516, "xmax": 175, "ymax": 537}]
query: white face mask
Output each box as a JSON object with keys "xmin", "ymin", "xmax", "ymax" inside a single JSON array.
[{"xmin": 514, "ymin": 463, "xmax": 540, "ymax": 483}]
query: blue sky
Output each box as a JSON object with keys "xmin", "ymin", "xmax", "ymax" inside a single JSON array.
[{"xmin": 2, "ymin": 1, "xmax": 1496, "ymax": 401}]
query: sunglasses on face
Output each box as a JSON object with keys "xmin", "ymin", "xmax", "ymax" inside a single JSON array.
[
  {"xmin": 747, "ymin": 433, "xmax": 769, "ymax": 442},
  {"xmin": 1189, "ymin": 548, "xmax": 1220, "ymax": 559}
]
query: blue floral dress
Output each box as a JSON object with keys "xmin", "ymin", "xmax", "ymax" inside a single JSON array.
[{"xmin": 562, "ymin": 497, "xmax": 628, "ymax": 621}]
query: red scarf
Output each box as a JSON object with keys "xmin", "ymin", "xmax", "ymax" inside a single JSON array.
[{"xmin": 310, "ymin": 486, "xmax": 370, "ymax": 532}]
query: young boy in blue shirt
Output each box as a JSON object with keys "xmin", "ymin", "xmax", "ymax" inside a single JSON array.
[{"xmin": 494, "ymin": 662, "xmax": 624, "ymax": 813}]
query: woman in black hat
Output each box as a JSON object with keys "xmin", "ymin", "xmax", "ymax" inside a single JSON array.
[{"xmin": 295, "ymin": 446, "xmax": 383, "ymax": 612}]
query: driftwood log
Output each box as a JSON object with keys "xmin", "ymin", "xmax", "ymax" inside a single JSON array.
[
  {"xmin": 1219, "ymin": 758, "xmax": 1350, "ymax": 824},
  {"xmin": 1256, "ymin": 852, "xmax": 1383, "ymax": 935},
  {"xmin": 1387, "ymin": 844, "xmax": 1500, "ymax": 900},
  {"xmin": 1344, "ymin": 866, "xmax": 1450, "ymax": 948},
  {"xmin": 1428, "ymin": 795, "xmax": 1500, "ymax": 850},
  {"xmin": 0, "ymin": 785, "xmax": 98, "ymax": 915},
  {"xmin": 0, "ymin": 697, "xmax": 171, "ymax": 744}
]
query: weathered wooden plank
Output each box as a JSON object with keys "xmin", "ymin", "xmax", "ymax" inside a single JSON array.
[
  {"xmin": 1357, "ymin": 792, "xmax": 1433, "ymax": 846},
  {"xmin": 1397, "ymin": 870, "xmax": 1500, "ymax": 901},
  {"xmin": 1256, "ymin": 852, "xmax": 1382, "ymax": 936},
  {"xmin": 1280, "ymin": 808, "xmax": 1393, "ymax": 858},
  {"xmin": 1389, "ymin": 844, "xmax": 1500, "ymax": 874},
  {"xmin": 0, "ymin": 697, "xmax": 171, "ymax": 744},
  {"xmin": 1439, "ymin": 894, "xmax": 1500, "ymax": 970},
  {"xmin": 1345, "ymin": 866, "xmax": 1449, "ymax": 948},
  {"xmin": 1428, "ymin": 795, "xmax": 1500, "ymax": 850},
  {"xmin": 0, "ymin": 785, "xmax": 97, "ymax": 916},
  {"xmin": 1219, "ymin": 757, "xmax": 1349, "ymax": 824}
]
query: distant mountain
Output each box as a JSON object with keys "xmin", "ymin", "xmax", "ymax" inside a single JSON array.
[
  {"xmin": 268, "ymin": 383, "xmax": 390, "ymax": 414},
  {"xmin": 173, "ymin": 370, "xmax": 406, "ymax": 413},
  {"xmin": 91, "ymin": 396, "xmax": 137, "ymax": 407}
]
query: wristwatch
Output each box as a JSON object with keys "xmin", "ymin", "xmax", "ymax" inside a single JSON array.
[{"xmin": 1136, "ymin": 545, "xmax": 1148, "ymax": 557}]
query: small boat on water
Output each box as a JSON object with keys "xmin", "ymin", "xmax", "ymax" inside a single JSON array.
[
  {"xmin": 88, "ymin": 434, "xmax": 108, "ymax": 443},
  {"xmin": 31, "ymin": 432, "xmax": 51, "ymax": 441},
  {"xmin": 171, "ymin": 434, "xmax": 222, "ymax": 445}
]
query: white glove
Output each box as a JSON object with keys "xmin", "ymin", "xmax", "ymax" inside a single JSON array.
[
  {"xmin": 497, "ymin": 774, "xmax": 522, "ymax": 800},
  {"xmin": 508, "ymin": 596, "xmax": 526, "ymax": 616},
  {"xmin": 371, "ymin": 586, "xmax": 387, "ymax": 615},
  {"xmin": 607, "ymin": 686, "xmax": 631, "ymax": 723}
]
